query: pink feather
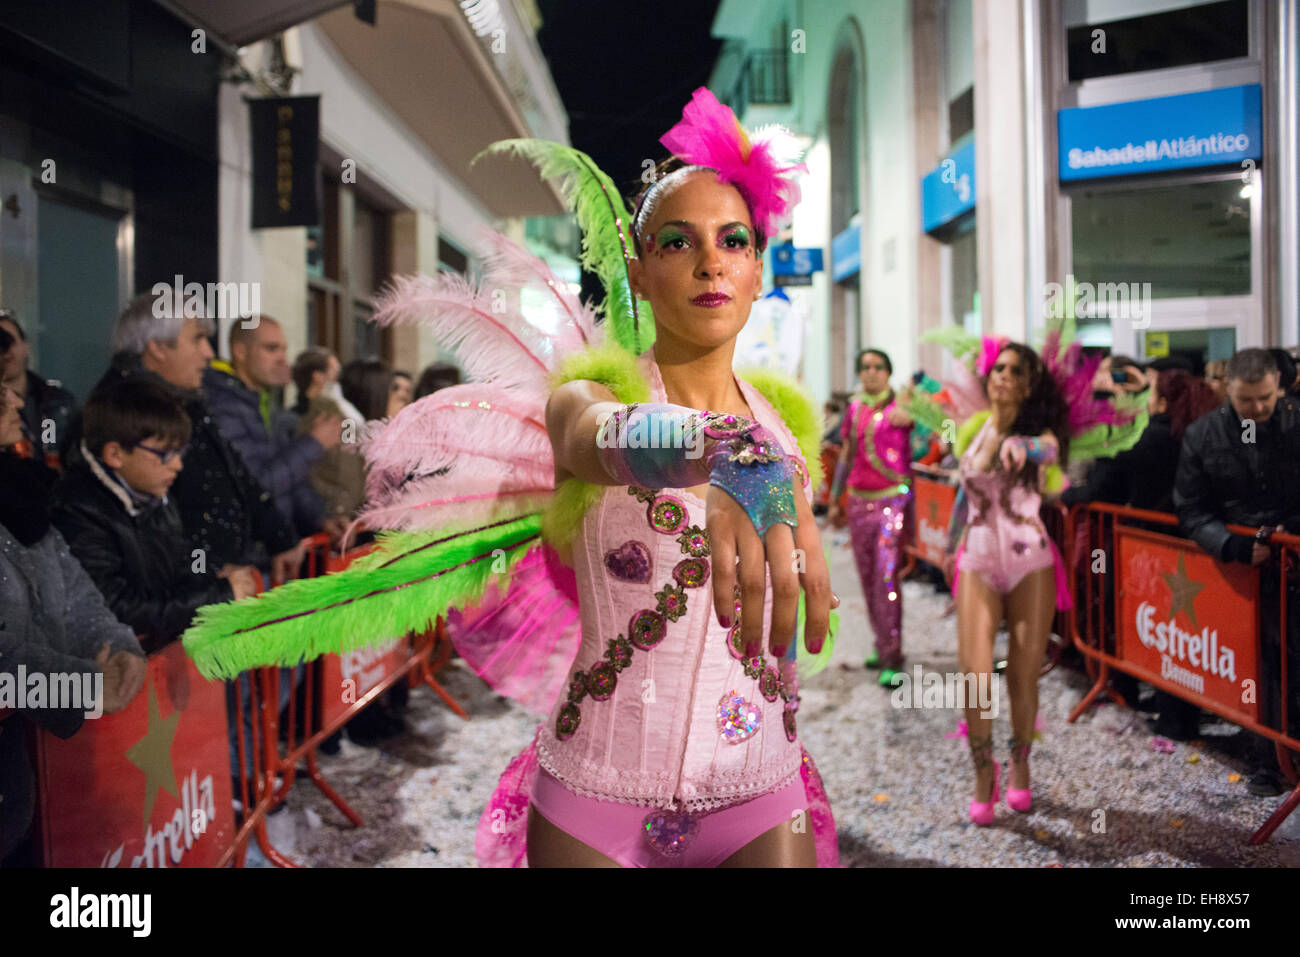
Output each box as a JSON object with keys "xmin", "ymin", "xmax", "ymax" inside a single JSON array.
[
  {"xmin": 371, "ymin": 273, "xmax": 553, "ymax": 392},
  {"xmin": 475, "ymin": 230, "xmax": 598, "ymax": 354},
  {"xmin": 944, "ymin": 356, "xmax": 991, "ymax": 420},
  {"xmin": 975, "ymin": 336, "xmax": 1005, "ymax": 377},
  {"xmin": 659, "ymin": 87, "xmax": 807, "ymax": 236}
]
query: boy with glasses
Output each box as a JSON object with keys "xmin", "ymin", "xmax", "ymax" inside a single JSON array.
[{"xmin": 50, "ymin": 378, "xmax": 257, "ymax": 651}]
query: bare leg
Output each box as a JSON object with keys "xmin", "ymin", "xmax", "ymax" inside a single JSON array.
[
  {"xmin": 526, "ymin": 804, "xmax": 621, "ymax": 868},
  {"xmin": 719, "ymin": 814, "xmax": 817, "ymax": 867},
  {"xmin": 957, "ymin": 570, "xmax": 1003, "ymax": 802},
  {"xmin": 1003, "ymin": 566, "xmax": 1055, "ymax": 790}
]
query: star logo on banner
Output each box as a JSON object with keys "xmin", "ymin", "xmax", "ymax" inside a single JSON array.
[
  {"xmin": 125, "ymin": 676, "xmax": 180, "ymax": 829},
  {"xmin": 1161, "ymin": 553, "xmax": 1205, "ymax": 630}
]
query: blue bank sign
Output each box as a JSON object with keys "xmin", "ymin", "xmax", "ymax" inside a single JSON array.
[
  {"xmin": 921, "ymin": 139, "xmax": 976, "ymax": 234},
  {"xmin": 1058, "ymin": 84, "xmax": 1262, "ymax": 182}
]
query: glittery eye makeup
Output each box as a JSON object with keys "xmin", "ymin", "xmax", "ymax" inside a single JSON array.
[
  {"xmin": 718, "ymin": 224, "xmax": 750, "ymax": 249},
  {"xmin": 652, "ymin": 225, "xmax": 692, "ymax": 251}
]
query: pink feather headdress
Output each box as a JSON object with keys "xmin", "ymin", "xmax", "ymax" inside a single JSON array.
[
  {"xmin": 975, "ymin": 335, "xmax": 1008, "ymax": 377},
  {"xmin": 659, "ymin": 87, "xmax": 807, "ymax": 236}
]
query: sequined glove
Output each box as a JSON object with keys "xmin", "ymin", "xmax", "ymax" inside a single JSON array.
[{"xmin": 702, "ymin": 417, "xmax": 798, "ymax": 538}]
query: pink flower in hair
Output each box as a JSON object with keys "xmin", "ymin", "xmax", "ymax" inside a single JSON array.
[
  {"xmin": 659, "ymin": 87, "xmax": 807, "ymax": 236},
  {"xmin": 975, "ymin": 335, "xmax": 1008, "ymax": 376}
]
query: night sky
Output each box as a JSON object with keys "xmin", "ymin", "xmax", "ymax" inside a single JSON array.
[{"xmin": 536, "ymin": 0, "xmax": 724, "ymax": 200}]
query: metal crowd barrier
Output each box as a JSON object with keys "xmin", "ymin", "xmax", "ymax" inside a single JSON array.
[
  {"xmin": 224, "ymin": 534, "xmax": 468, "ymax": 868},
  {"xmin": 1065, "ymin": 502, "xmax": 1300, "ymax": 844}
]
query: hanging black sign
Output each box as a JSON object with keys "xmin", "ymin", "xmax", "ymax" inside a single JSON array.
[{"xmin": 249, "ymin": 95, "xmax": 322, "ymax": 229}]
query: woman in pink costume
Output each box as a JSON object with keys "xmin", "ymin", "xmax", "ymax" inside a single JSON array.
[
  {"xmin": 953, "ymin": 342, "xmax": 1070, "ymax": 825},
  {"xmin": 829, "ymin": 348, "xmax": 913, "ymax": 686},
  {"xmin": 524, "ymin": 151, "xmax": 842, "ymax": 865}
]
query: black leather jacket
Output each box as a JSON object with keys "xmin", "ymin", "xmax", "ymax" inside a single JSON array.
[
  {"xmin": 49, "ymin": 462, "xmax": 235, "ymax": 652},
  {"xmin": 1174, "ymin": 397, "xmax": 1300, "ymax": 562}
]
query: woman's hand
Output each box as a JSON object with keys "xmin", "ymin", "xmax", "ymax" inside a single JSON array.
[
  {"xmin": 707, "ymin": 477, "xmax": 839, "ymax": 661},
  {"xmin": 999, "ymin": 436, "xmax": 1028, "ymax": 474},
  {"xmin": 827, "ymin": 501, "xmax": 846, "ymax": 528},
  {"xmin": 886, "ymin": 406, "xmax": 912, "ymax": 428}
]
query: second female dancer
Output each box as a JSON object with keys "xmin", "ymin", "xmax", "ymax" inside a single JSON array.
[
  {"xmin": 829, "ymin": 349, "xmax": 913, "ymax": 686},
  {"xmin": 952, "ymin": 342, "xmax": 1070, "ymax": 825}
]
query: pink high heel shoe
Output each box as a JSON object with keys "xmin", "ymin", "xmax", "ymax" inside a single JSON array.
[
  {"xmin": 1006, "ymin": 783, "xmax": 1032, "ymax": 812},
  {"xmin": 969, "ymin": 762, "xmax": 999, "ymax": 826},
  {"xmin": 1006, "ymin": 738, "xmax": 1032, "ymax": 812}
]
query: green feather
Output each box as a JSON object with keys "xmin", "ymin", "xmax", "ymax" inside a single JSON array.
[
  {"xmin": 476, "ymin": 139, "xmax": 655, "ymax": 354},
  {"xmin": 921, "ymin": 326, "xmax": 981, "ymax": 360},
  {"xmin": 182, "ymin": 517, "xmax": 542, "ymax": 679},
  {"xmin": 904, "ymin": 391, "xmax": 949, "ymax": 435},
  {"xmin": 1067, "ymin": 406, "xmax": 1150, "ymax": 462}
]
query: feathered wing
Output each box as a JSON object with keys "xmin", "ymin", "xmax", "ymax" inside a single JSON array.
[
  {"xmin": 476, "ymin": 139, "xmax": 654, "ymax": 355},
  {"xmin": 184, "ymin": 233, "xmax": 594, "ymax": 711}
]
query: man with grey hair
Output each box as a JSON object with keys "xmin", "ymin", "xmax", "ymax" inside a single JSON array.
[
  {"xmin": 1175, "ymin": 347, "xmax": 1300, "ymax": 795},
  {"xmin": 90, "ymin": 292, "xmax": 305, "ymax": 584}
]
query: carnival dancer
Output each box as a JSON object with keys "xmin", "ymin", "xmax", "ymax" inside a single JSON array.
[
  {"xmin": 829, "ymin": 349, "xmax": 913, "ymax": 687},
  {"xmin": 950, "ymin": 343, "xmax": 1072, "ymax": 825},
  {"xmin": 905, "ymin": 319, "xmax": 1146, "ymax": 824},
  {"xmin": 183, "ymin": 88, "xmax": 840, "ymax": 867}
]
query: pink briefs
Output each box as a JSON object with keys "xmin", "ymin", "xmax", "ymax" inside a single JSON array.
[{"xmin": 529, "ymin": 768, "xmax": 806, "ymax": 868}]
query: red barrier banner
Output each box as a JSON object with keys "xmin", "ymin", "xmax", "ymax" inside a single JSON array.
[
  {"xmin": 319, "ymin": 638, "xmax": 411, "ymax": 727},
  {"xmin": 913, "ymin": 477, "xmax": 956, "ymax": 566},
  {"xmin": 1116, "ymin": 526, "xmax": 1259, "ymax": 722},
  {"xmin": 35, "ymin": 641, "xmax": 235, "ymax": 867}
]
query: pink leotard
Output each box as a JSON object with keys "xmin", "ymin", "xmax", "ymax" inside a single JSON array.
[{"xmin": 955, "ymin": 418, "xmax": 1064, "ymax": 598}]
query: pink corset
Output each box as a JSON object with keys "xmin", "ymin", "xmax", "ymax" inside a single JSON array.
[{"xmin": 535, "ymin": 353, "xmax": 810, "ymax": 812}]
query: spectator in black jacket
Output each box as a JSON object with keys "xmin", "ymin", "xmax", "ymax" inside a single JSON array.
[
  {"xmin": 50, "ymin": 378, "xmax": 258, "ymax": 652},
  {"xmin": 1175, "ymin": 347, "xmax": 1300, "ymax": 795},
  {"xmin": 1065, "ymin": 369, "xmax": 1219, "ymax": 513},
  {"xmin": 96, "ymin": 294, "xmax": 305, "ymax": 582},
  {"xmin": 0, "ymin": 309, "xmax": 76, "ymax": 463},
  {"xmin": 205, "ymin": 317, "xmax": 341, "ymax": 538},
  {"xmin": 1, "ymin": 381, "xmax": 145, "ymax": 865}
]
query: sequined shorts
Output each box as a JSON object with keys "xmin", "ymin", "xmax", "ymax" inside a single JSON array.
[{"xmin": 528, "ymin": 768, "xmax": 805, "ymax": 868}]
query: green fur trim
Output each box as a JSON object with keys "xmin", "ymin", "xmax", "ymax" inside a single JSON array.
[
  {"xmin": 551, "ymin": 341, "xmax": 651, "ymax": 402},
  {"xmin": 182, "ymin": 518, "xmax": 541, "ymax": 679},
  {"xmin": 736, "ymin": 366, "xmax": 825, "ymax": 489},
  {"xmin": 544, "ymin": 344, "xmax": 653, "ymax": 547},
  {"xmin": 954, "ymin": 410, "xmax": 991, "ymax": 459},
  {"xmin": 1044, "ymin": 464, "xmax": 1067, "ymax": 496}
]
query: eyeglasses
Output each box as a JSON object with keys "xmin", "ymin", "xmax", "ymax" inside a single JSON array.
[
  {"xmin": 860, "ymin": 363, "xmax": 887, "ymax": 372},
  {"xmin": 130, "ymin": 442, "xmax": 189, "ymax": 465}
]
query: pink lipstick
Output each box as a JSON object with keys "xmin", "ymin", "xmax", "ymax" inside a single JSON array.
[{"xmin": 692, "ymin": 292, "xmax": 731, "ymax": 307}]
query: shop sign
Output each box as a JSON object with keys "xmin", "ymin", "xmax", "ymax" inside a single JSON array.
[
  {"xmin": 921, "ymin": 139, "xmax": 976, "ymax": 233},
  {"xmin": 1058, "ymin": 84, "xmax": 1262, "ymax": 182},
  {"xmin": 250, "ymin": 95, "xmax": 322, "ymax": 228},
  {"xmin": 1116, "ymin": 527, "xmax": 1258, "ymax": 722}
]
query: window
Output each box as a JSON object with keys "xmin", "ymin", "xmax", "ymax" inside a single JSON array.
[
  {"xmin": 1066, "ymin": 0, "xmax": 1247, "ymax": 83},
  {"xmin": 1070, "ymin": 177, "xmax": 1251, "ymax": 300},
  {"xmin": 945, "ymin": 0, "xmax": 974, "ymax": 142},
  {"xmin": 305, "ymin": 171, "xmax": 392, "ymax": 361}
]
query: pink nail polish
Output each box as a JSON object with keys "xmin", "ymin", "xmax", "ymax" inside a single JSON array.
[{"xmin": 719, "ymin": 615, "xmax": 731, "ymax": 628}]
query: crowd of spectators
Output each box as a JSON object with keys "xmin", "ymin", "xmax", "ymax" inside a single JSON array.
[{"xmin": 0, "ymin": 294, "xmax": 458, "ymax": 864}]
